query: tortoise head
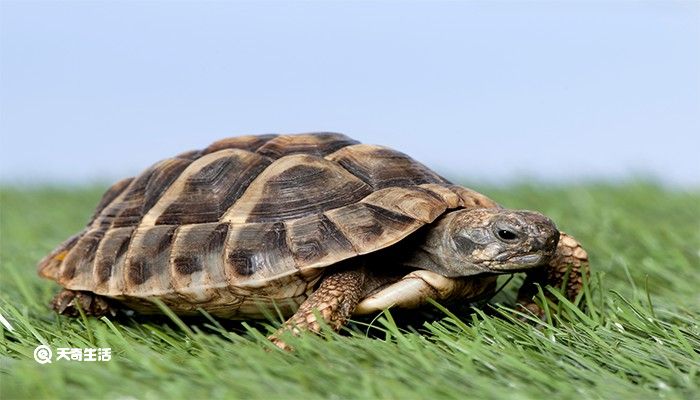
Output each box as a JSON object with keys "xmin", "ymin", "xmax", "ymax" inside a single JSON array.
[{"xmin": 425, "ymin": 208, "xmax": 559, "ymax": 277}]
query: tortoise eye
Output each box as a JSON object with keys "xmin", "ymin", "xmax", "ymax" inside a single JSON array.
[{"xmin": 497, "ymin": 229, "xmax": 518, "ymax": 241}]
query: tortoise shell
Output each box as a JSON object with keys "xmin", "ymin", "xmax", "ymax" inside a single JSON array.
[{"xmin": 38, "ymin": 133, "xmax": 498, "ymax": 317}]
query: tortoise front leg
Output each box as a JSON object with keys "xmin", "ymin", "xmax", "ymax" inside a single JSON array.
[
  {"xmin": 268, "ymin": 269, "xmax": 367, "ymax": 350},
  {"xmin": 516, "ymin": 232, "xmax": 590, "ymax": 318}
]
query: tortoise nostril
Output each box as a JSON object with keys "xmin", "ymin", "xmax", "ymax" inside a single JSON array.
[{"xmin": 545, "ymin": 235, "xmax": 558, "ymax": 250}]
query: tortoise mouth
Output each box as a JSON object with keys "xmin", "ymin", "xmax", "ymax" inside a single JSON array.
[
  {"xmin": 489, "ymin": 252, "xmax": 549, "ymax": 272},
  {"xmin": 507, "ymin": 253, "xmax": 545, "ymax": 265}
]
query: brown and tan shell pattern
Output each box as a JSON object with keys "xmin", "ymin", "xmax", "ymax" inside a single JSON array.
[{"xmin": 37, "ymin": 133, "xmax": 498, "ymax": 318}]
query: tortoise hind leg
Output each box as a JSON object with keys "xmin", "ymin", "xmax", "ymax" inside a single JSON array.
[
  {"xmin": 50, "ymin": 289, "xmax": 116, "ymax": 317},
  {"xmin": 517, "ymin": 232, "xmax": 590, "ymax": 317},
  {"xmin": 268, "ymin": 268, "xmax": 367, "ymax": 350}
]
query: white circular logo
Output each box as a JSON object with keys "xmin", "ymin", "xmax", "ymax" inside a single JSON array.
[{"xmin": 33, "ymin": 345, "xmax": 52, "ymax": 364}]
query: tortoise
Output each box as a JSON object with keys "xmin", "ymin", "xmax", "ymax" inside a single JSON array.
[{"xmin": 38, "ymin": 132, "xmax": 589, "ymax": 348}]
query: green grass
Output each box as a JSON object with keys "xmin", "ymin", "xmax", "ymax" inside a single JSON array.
[{"xmin": 1, "ymin": 183, "xmax": 698, "ymax": 399}]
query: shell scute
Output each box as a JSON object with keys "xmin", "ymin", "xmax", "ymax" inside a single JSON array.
[
  {"xmin": 110, "ymin": 158, "xmax": 193, "ymax": 228},
  {"xmin": 92, "ymin": 226, "xmax": 134, "ymax": 294},
  {"xmin": 360, "ymin": 186, "xmax": 447, "ymax": 223},
  {"xmin": 169, "ymin": 222, "xmax": 230, "ymax": 303},
  {"xmin": 148, "ymin": 149, "xmax": 272, "ymax": 226},
  {"xmin": 87, "ymin": 177, "xmax": 134, "ymax": 225},
  {"xmin": 223, "ymin": 222, "xmax": 298, "ymax": 289},
  {"xmin": 325, "ymin": 202, "xmax": 423, "ymax": 255},
  {"xmin": 123, "ymin": 225, "xmax": 177, "ymax": 294},
  {"xmin": 286, "ymin": 214, "xmax": 356, "ymax": 270},
  {"xmin": 202, "ymin": 134, "xmax": 278, "ymax": 155},
  {"xmin": 59, "ymin": 229, "xmax": 105, "ymax": 289},
  {"xmin": 327, "ymin": 144, "xmax": 448, "ymax": 189},
  {"xmin": 255, "ymin": 132, "xmax": 359, "ymax": 159},
  {"xmin": 448, "ymin": 185, "xmax": 500, "ymax": 209},
  {"xmin": 220, "ymin": 154, "xmax": 372, "ymax": 223}
]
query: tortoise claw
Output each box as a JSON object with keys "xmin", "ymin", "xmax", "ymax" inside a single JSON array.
[
  {"xmin": 514, "ymin": 301, "xmax": 546, "ymax": 322},
  {"xmin": 267, "ymin": 334, "xmax": 295, "ymax": 352}
]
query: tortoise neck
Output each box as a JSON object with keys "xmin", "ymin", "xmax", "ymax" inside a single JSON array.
[
  {"xmin": 383, "ymin": 211, "xmax": 466, "ymax": 277},
  {"xmin": 401, "ymin": 212, "xmax": 457, "ymax": 276}
]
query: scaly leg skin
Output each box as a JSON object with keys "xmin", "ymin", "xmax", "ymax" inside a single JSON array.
[
  {"xmin": 268, "ymin": 269, "xmax": 366, "ymax": 351},
  {"xmin": 50, "ymin": 289, "xmax": 115, "ymax": 318},
  {"xmin": 516, "ymin": 232, "xmax": 590, "ymax": 319}
]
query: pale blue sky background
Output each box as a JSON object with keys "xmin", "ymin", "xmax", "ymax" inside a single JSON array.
[{"xmin": 1, "ymin": 1, "xmax": 699, "ymax": 186}]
